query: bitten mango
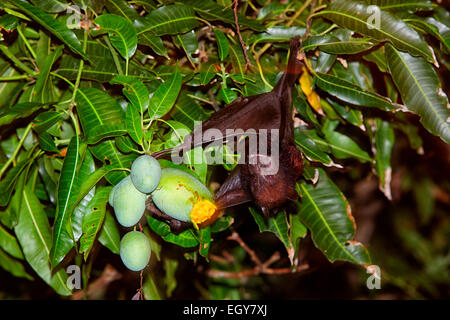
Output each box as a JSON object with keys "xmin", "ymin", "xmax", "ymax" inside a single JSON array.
[{"xmin": 151, "ymin": 168, "xmax": 215, "ymax": 224}]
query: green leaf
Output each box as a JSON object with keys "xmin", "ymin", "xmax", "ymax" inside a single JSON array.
[
  {"xmin": 183, "ymin": 0, "xmax": 265, "ymax": 32},
  {"xmin": 0, "ymin": 102, "xmax": 48, "ymax": 126},
  {"xmin": 163, "ymin": 228, "xmax": 199, "ymax": 248},
  {"xmin": 373, "ymin": 118, "xmax": 395, "ymax": 199},
  {"xmin": 198, "ymin": 226, "xmax": 211, "ymax": 258},
  {"xmin": 32, "ymin": 111, "xmax": 62, "ymax": 134},
  {"xmin": 110, "ymin": 75, "xmax": 150, "ymax": 113},
  {"xmin": 143, "ymin": 273, "xmax": 162, "ymax": 300},
  {"xmin": 303, "ymin": 35, "xmax": 375, "ymax": 54},
  {"xmin": 424, "ymin": 16, "xmax": 450, "ymax": 53},
  {"xmin": 385, "ymin": 44, "xmax": 450, "ymax": 144},
  {"xmin": 163, "ymin": 258, "xmax": 178, "ymax": 298},
  {"xmin": 91, "ymin": 14, "xmax": 138, "ymax": 59},
  {"xmin": 294, "ymin": 128, "xmax": 333, "ymax": 165},
  {"xmin": 210, "ymin": 216, "xmax": 234, "ymax": 233},
  {"xmin": 364, "ymin": 0, "xmax": 434, "ymax": 12},
  {"xmin": 30, "ymin": 0, "xmax": 69, "ymax": 13},
  {"xmin": 98, "ymin": 211, "xmax": 120, "ymax": 255},
  {"xmin": 115, "ymin": 135, "xmax": 141, "ymax": 154},
  {"xmin": 125, "ymin": 103, "xmax": 143, "ymax": 146},
  {"xmin": 214, "ymin": 29, "xmax": 229, "ymax": 61},
  {"xmin": 322, "ymin": 120, "xmax": 372, "ymax": 163},
  {"xmin": 257, "ymin": 1, "xmax": 286, "ymax": 20},
  {"xmin": 15, "ymin": 178, "xmax": 71, "ymax": 295},
  {"xmin": 37, "ymin": 131, "xmax": 59, "ymax": 153},
  {"xmin": 89, "ymin": 139, "xmax": 136, "ymax": 184},
  {"xmin": 147, "ymin": 216, "xmax": 199, "ymax": 248},
  {"xmin": 163, "ymin": 120, "xmax": 191, "ymax": 149},
  {"xmin": 170, "ymin": 92, "xmax": 211, "ymax": 130},
  {"xmin": 314, "ymin": 72, "xmax": 400, "ymax": 111},
  {"xmin": 0, "ymin": 223, "xmax": 24, "ymax": 260},
  {"xmin": 148, "ymin": 68, "xmax": 182, "ymax": 120},
  {"xmin": 80, "ymin": 186, "xmax": 111, "ymax": 260},
  {"xmin": 198, "ymin": 63, "xmax": 216, "ymax": 86},
  {"xmin": 75, "ymin": 87, "xmax": 126, "ymax": 144},
  {"xmin": 10, "ymin": 0, "xmax": 89, "ymax": 60},
  {"xmin": 71, "ymin": 148, "xmax": 96, "ymax": 242},
  {"xmin": 297, "ymin": 169, "xmax": 371, "ymax": 265},
  {"xmin": 316, "ymin": 0, "xmax": 433, "ymax": 62},
  {"xmin": 138, "ymin": 4, "xmax": 200, "ymax": 36},
  {"xmin": 57, "ymin": 39, "xmax": 155, "ymax": 82},
  {"xmin": 37, "ymin": 158, "xmax": 57, "ymax": 205},
  {"xmin": 0, "ymin": 14, "xmax": 19, "ymax": 31},
  {"xmin": 249, "ymin": 208, "xmax": 291, "ymax": 251},
  {"xmin": 103, "ymin": 0, "xmax": 168, "ymax": 57},
  {"xmin": 219, "ymin": 87, "xmax": 237, "ymax": 105},
  {"xmin": 249, "ymin": 26, "xmax": 305, "ymax": 45},
  {"xmin": 175, "ymin": 30, "xmax": 198, "ymax": 66},
  {"xmin": 104, "ymin": 0, "xmax": 141, "ymax": 25},
  {"xmin": 50, "ymin": 136, "xmax": 81, "ymax": 266},
  {"xmin": 0, "ymin": 158, "xmax": 32, "ymax": 206},
  {"xmin": 405, "ymin": 18, "xmax": 450, "ymax": 53},
  {"xmin": 184, "ymin": 147, "xmax": 207, "ymax": 183},
  {"xmin": 363, "ymin": 47, "xmax": 388, "ymax": 72},
  {"xmin": 33, "ymin": 44, "xmax": 63, "ymax": 103},
  {"xmin": 328, "ymin": 100, "xmax": 363, "ymax": 128},
  {"xmin": 0, "ymin": 248, "xmax": 33, "ymax": 280},
  {"xmin": 139, "ymin": 33, "xmax": 168, "ymax": 57},
  {"xmin": 228, "ymin": 44, "xmax": 246, "ymax": 78},
  {"xmin": 289, "ymin": 211, "xmax": 307, "ymax": 263}
]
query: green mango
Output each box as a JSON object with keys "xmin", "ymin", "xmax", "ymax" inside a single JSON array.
[
  {"xmin": 131, "ymin": 155, "xmax": 162, "ymax": 194},
  {"xmin": 113, "ymin": 176, "xmax": 146, "ymax": 227},
  {"xmin": 120, "ymin": 231, "xmax": 151, "ymax": 271}
]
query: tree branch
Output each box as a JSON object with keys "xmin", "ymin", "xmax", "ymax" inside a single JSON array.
[
  {"xmin": 233, "ymin": 0, "xmax": 252, "ymax": 70},
  {"xmin": 206, "ymin": 231, "xmax": 309, "ymax": 279}
]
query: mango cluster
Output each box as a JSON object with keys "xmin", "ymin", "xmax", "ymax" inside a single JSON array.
[
  {"xmin": 110, "ymin": 155, "xmax": 218, "ymax": 271},
  {"xmin": 109, "ymin": 155, "xmax": 161, "ymax": 271}
]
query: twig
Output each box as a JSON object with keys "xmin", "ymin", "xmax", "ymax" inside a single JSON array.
[
  {"xmin": 210, "ymin": 254, "xmax": 232, "ymax": 264},
  {"xmin": 233, "ymin": 0, "xmax": 252, "ymax": 71},
  {"xmin": 207, "ymin": 89, "xmax": 220, "ymax": 111},
  {"xmin": 301, "ymin": 1, "xmax": 319, "ymax": 42},
  {"xmin": 227, "ymin": 231, "xmax": 262, "ymax": 266},
  {"xmin": 139, "ymin": 270, "xmax": 144, "ymax": 300},
  {"xmin": 286, "ymin": 0, "xmax": 313, "ymax": 27},
  {"xmin": 209, "ymin": 231, "xmax": 310, "ymax": 279},
  {"xmin": 206, "ymin": 263, "xmax": 310, "ymax": 278}
]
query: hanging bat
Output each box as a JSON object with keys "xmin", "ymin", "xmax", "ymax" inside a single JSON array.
[{"xmin": 148, "ymin": 37, "xmax": 304, "ymax": 231}]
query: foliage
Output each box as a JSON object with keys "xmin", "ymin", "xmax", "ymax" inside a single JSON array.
[{"xmin": 0, "ymin": 0, "xmax": 449, "ymax": 299}]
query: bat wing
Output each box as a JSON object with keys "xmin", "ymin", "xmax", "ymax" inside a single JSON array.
[{"xmin": 214, "ymin": 165, "xmax": 252, "ymax": 209}]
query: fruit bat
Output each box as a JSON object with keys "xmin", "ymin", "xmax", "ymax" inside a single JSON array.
[{"xmin": 148, "ymin": 37, "xmax": 304, "ymax": 231}]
